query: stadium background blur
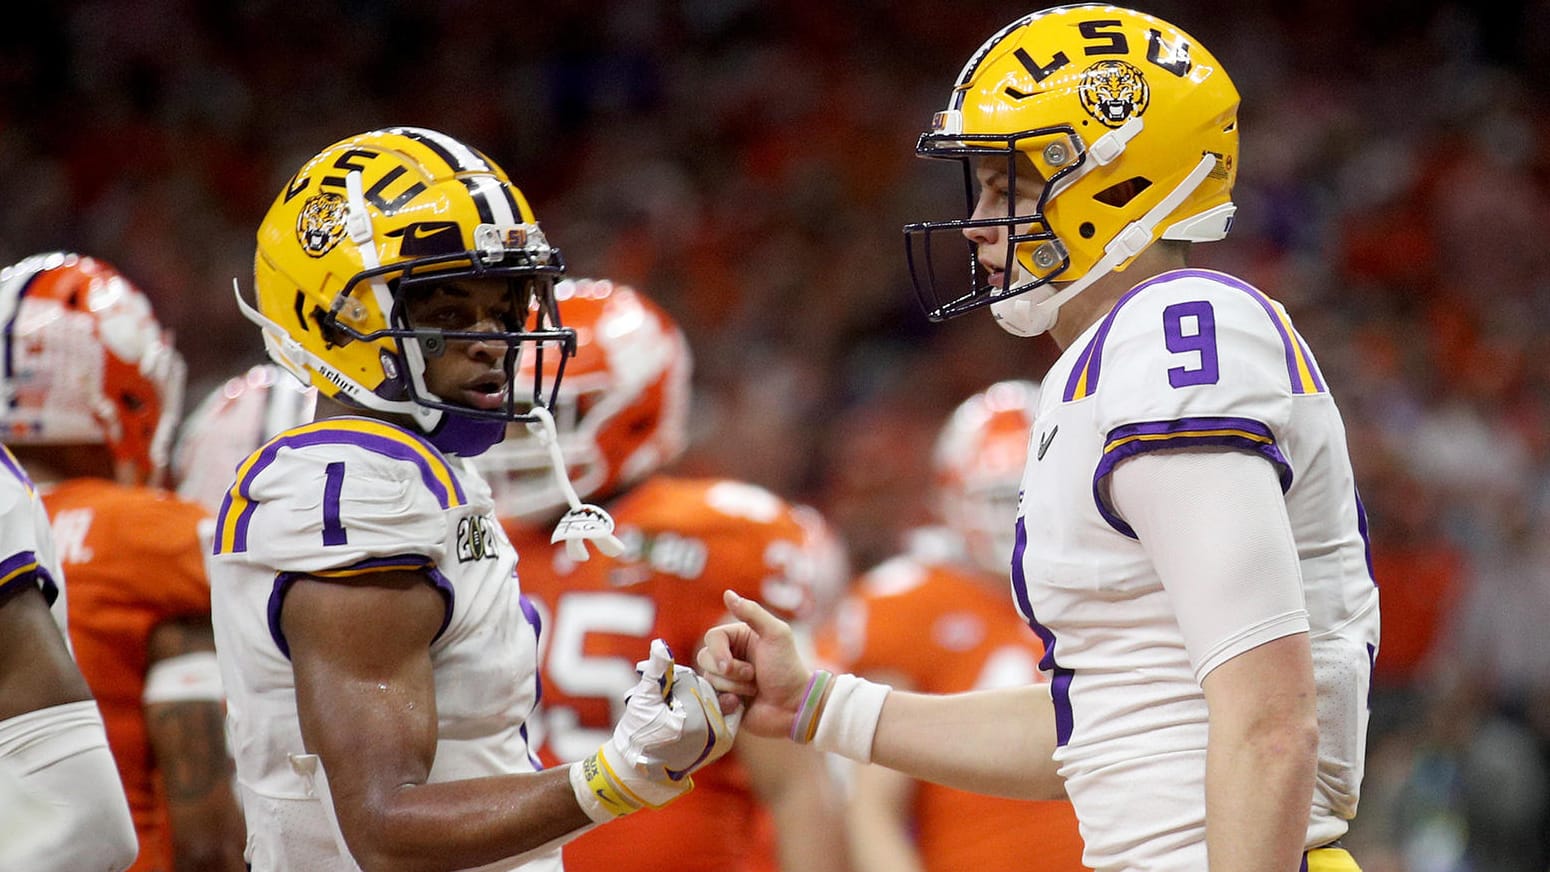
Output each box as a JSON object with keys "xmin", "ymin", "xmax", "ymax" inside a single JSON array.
[{"xmin": 3, "ymin": 2, "xmax": 1549, "ymax": 870}]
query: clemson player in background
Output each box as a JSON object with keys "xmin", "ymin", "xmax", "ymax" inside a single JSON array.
[
  {"xmin": 476, "ymin": 277, "xmax": 852, "ymax": 872},
  {"xmin": 818, "ymin": 379, "xmax": 1087, "ymax": 872},
  {"xmin": 0, "ymin": 252, "xmax": 244, "ymax": 872}
]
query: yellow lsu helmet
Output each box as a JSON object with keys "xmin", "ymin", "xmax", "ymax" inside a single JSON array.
[
  {"xmin": 904, "ymin": 5, "xmax": 1239, "ymax": 334},
  {"xmin": 238, "ymin": 126, "xmax": 574, "ymax": 455}
]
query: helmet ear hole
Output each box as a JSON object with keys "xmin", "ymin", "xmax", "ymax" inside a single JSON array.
[
  {"xmin": 1094, "ymin": 176, "xmax": 1152, "ymax": 207},
  {"xmin": 1079, "ymin": 222, "xmax": 1096, "ymax": 239}
]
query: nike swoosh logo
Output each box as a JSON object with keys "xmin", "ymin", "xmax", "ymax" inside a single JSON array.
[
  {"xmin": 394, "ymin": 221, "xmax": 462, "ymax": 255},
  {"xmin": 1037, "ymin": 425, "xmax": 1058, "ymax": 461},
  {"xmin": 406, "ymin": 222, "xmax": 458, "ymax": 243}
]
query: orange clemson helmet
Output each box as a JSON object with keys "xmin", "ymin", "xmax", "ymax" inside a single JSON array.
[
  {"xmin": 932, "ymin": 379, "xmax": 1041, "ymax": 576},
  {"xmin": 0, "ymin": 252, "xmax": 186, "ymax": 486},
  {"xmin": 474, "ymin": 278, "xmax": 692, "ymax": 523}
]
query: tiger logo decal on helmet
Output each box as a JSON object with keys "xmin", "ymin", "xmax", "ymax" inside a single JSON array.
[
  {"xmin": 1079, "ymin": 60, "xmax": 1150, "ymax": 128},
  {"xmin": 296, "ymin": 192, "xmax": 348, "ymax": 257}
]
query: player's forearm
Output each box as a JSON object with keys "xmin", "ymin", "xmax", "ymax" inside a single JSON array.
[
  {"xmin": 845, "ymin": 766, "xmax": 925, "ymax": 872},
  {"xmin": 871, "ymin": 684, "xmax": 1063, "ymax": 800},
  {"xmin": 774, "ymin": 789, "xmax": 852, "ymax": 872},
  {"xmin": 167, "ymin": 795, "xmax": 246, "ymax": 872},
  {"xmin": 848, "ymin": 815, "xmax": 925, "ymax": 872},
  {"xmin": 148, "ymin": 699, "xmax": 246, "ymax": 871},
  {"xmin": 1204, "ymin": 712, "xmax": 1318, "ymax": 872},
  {"xmin": 335, "ymin": 768, "xmax": 592, "ymax": 872}
]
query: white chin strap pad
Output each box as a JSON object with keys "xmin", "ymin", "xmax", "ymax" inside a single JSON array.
[{"xmin": 991, "ymin": 293, "xmax": 1056, "ymax": 337}]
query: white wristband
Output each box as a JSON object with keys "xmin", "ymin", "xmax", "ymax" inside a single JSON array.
[
  {"xmin": 810, "ymin": 674, "xmax": 890, "ymax": 764},
  {"xmin": 142, "ymin": 651, "xmax": 224, "ymax": 704},
  {"xmin": 569, "ymin": 758, "xmax": 621, "ymax": 824}
]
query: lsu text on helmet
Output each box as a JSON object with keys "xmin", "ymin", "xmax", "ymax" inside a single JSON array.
[
  {"xmin": 933, "ymin": 379, "xmax": 1041, "ymax": 576},
  {"xmin": 905, "ymin": 4, "xmax": 1239, "ymax": 334},
  {"xmin": 241, "ymin": 126, "xmax": 575, "ymax": 456},
  {"xmin": 173, "ymin": 363, "xmax": 317, "ymax": 513},
  {"xmin": 473, "ymin": 278, "xmax": 691, "ymax": 524},
  {"xmin": 0, "ymin": 252, "xmax": 187, "ymax": 486}
]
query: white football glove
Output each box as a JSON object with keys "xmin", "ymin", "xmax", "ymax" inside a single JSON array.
[{"xmin": 569, "ymin": 639, "xmax": 740, "ymax": 822}]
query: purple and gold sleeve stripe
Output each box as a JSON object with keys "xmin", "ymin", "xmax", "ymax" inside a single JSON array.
[
  {"xmin": 0, "ymin": 551, "xmax": 58, "ymax": 607},
  {"xmin": 265, "ymin": 556, "xmax": 454, "ymax": 659},
  {"xmin": 0, "ymin": 446, "xmax": 36, "ymax": 497},
  {"xmin": 215, "ymin": 418, "xmax": 467, "ymax": 555},
  {"xmin": 1236, "ymin": 277, "xmax": 1325, "ymax": 395},
  {"xmin": 1062, "ymin": 268, "xmax": 1327, "ymax": 402},
  {"xmin": 1093, "ymin": 416, "xmax": 1294, "ymax": 538}
]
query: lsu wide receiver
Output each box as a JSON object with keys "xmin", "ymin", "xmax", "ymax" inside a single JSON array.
[{"xmin": 211, "ymin": 127, "xmax": 735, "ymax": 872}]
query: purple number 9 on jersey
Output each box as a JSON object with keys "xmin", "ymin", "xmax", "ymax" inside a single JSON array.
[{"xmin": 1162, "ymin": 300, "xmax": 1219, "ymax": 388}]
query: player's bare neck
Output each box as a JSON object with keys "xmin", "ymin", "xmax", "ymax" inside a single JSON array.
[{"xmin": 311, "ymin": 394, "xmax": 406, "ymax": 429}]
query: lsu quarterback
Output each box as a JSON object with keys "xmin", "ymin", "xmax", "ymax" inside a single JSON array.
[{"xmin": 701, "ymin": 7, "xmax": 1380, "ymax": 872}]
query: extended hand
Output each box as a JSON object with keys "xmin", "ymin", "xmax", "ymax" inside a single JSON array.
[
  {"xmin": 697, "ymin": 590, "xmax": 815, "ymax": 739},
  {"xmin": 571, "ymin": 639, "xmax": 738, "ymax": 821}
]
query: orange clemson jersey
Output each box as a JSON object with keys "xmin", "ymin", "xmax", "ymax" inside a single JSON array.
[
  {"xmin": 506, "ymin": 475, "xmax": 843, "ymax": 872},
  {"xmin": 43, "ymin": 477, "xmax": 213, "ymax": 872},
  {"xmin": 818, "ymin": 550, "xmax": 1089, "ymax": 872}
]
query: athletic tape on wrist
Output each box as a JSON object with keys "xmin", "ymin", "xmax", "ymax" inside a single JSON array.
[
  {"xmin": 570, "ymin": 752, "xmax": 642, "ymax": 822},
  {"xmin": 808, "ymin": 673, "xmax": 890, "ymax": 763},
  {"xmin": 569, "ymin": 746, "xmax": 693, "ymax": 824}
]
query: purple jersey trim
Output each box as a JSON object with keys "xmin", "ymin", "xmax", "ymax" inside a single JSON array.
[
  {"xmin": 0, "ymin": 551, "xmax": 57, "ymax": 607},
  {"xmin": 1354, "ymin": 488, "xmax": 1377, "ymax": 587},
  {"xmin": 1093, "ymin": 416, "xmax": 1293, "ymax": 539},
  {"xmin": 1061, "ymin": 268, "xmax": 1327, "ymax": 401},
  {"xmin": 0, "ymin": 446, "xmax": 35, "ymax": 496},
  {"xmin": 518, "ymin": 592, "xmax": 545, "ymax": 770},
  {"xmin": 1011, "ymin": 516, "xmax": 1074, "ymax": 746},
  {"xmin": 265, "ymin": 556, "xmax": 454, "ymax": 659},
  {"xmin": 519, "ymin": 593, "xmax": 544, "ymax": 706},
  {"xmin": 216, "ymin": 419, "xmax": 467, "ymax": 555}
]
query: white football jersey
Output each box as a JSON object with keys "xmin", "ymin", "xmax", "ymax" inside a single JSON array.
[
  {"xmin": 0, "ymin": 446, "xmax": 69, "ymax": 638},
  {"xmin": 1016, "ymin": 269, "xmax": 1380, "ymax": 872},
  {"xmin": 209, "ymin": 417, "xmax": 558, "ymax": 872}
]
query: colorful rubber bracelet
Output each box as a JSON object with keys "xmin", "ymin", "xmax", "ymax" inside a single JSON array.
[{"xmin": 789, "ymin": 669, "xmax": 834, "ymax": 744}]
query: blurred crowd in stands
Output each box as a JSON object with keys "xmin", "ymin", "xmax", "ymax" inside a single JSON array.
[{"xmin": 4, "ymin": 1, "xmax": 1550, "ymax": 869}]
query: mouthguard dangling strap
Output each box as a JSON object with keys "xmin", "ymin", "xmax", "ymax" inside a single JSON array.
[{"xmin": 525, "ymin": 405, "xmax": 627, "ymax": 561}]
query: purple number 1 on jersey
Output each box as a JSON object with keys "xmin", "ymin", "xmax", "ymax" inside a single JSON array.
[
  {"xmin": 322, "ymin": 461, "xmax": 347, "ymax": 546},
  {"xmin": 1162, "ymin": 300, "xmax": 1219, "ymax": 387}
]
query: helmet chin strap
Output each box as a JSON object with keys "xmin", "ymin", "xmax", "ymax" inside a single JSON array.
[
  {"xmin": 991, "ymin": 151, "xmax": 1218, "ymax": 338},
  {"xmin": 343, "ymin": 171, "xmax": 445, "ymax": 436},
  {"xmin": 523, "ymin": 405, "xmax": 626, "ymax": 561},
  {"xmin": 233, "ymin": 280, "xmax": 415, "ymax": 417}
]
